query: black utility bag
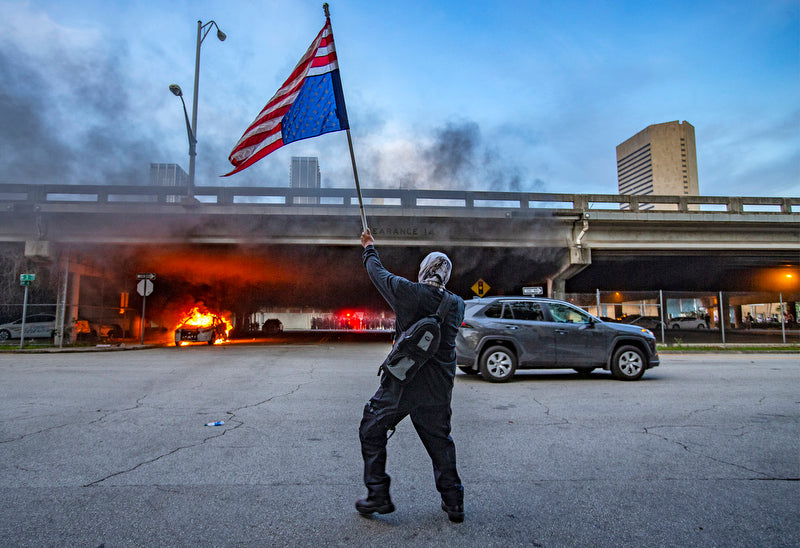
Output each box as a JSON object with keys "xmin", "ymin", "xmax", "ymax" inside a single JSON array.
[{"xmin": 380, "ymin": 292, "xmax": 454, "ymax": 383}]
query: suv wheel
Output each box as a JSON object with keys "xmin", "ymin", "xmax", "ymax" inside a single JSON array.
[
  {"xmin": 611, "ymin": 345, "xmax": 645, "ymax": 381},
  {"xmin": 479, "ymin": 345, "xmax": 517, "ymax": 383}
]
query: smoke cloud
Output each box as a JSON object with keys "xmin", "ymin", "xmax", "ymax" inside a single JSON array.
[
  {"xmin": 0, "ymin": 2, "xmax": 550, "ymax": 196},
  {"xmin": 0, "ymin": 3, "xmax": 543, "ymax": 192},
  {"xmin": 1, "ymin": 26, "xmax": 542, "ymax": 193},
  {"xmin": 0, "ymin": 18, "xmax": 162, "ymax": 186},
  {"xmin": 351, "ymin": 119, "xmax": 543, "ymax": 192}
]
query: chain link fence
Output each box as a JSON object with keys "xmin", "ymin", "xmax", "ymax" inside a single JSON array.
[{"xmin": 562, "ymin": 290, "xmax": 799, "ymax": 345}]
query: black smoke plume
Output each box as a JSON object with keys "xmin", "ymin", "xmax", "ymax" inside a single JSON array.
[{"xmin": 0, "ymin": 41, "xmax": 160, "ymax": 185}]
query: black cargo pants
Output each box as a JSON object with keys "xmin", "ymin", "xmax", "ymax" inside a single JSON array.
[{"xmin": 359, "ymin": 373, "xmax": 463, "ymax": 505}]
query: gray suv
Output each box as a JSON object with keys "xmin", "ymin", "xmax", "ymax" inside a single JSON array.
[{"xmin": 456, "ymin": 297, "xmax": 659, "ymax": 382}]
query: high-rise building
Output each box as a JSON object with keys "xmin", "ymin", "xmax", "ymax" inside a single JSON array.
[
  {"xmin": 146, "ymin": 163, "xmax": 189, "ymax": 203},
  {"xmin": 616, "ymin": 121, "xmax": 699, "ymax": 210},
  {"xmin": 149, "ymin": 163, "xmax": 189, "ymax": 187},
  {"xmin": 290, "ymin": 157, "xmax": 321, "ymax": 204}
]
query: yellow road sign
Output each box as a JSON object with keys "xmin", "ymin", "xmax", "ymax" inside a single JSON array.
[{"xmin": 471, "ymin": 278, "xmax": 490, "ymax": 297}]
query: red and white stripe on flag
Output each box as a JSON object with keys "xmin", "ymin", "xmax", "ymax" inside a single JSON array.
[{"xmin": 225, "ymin": 19, "xmax": 347, "ymax": 176}]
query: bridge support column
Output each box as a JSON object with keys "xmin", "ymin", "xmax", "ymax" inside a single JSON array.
[
  {"xmin": 66, "ymin": 273, "xmax": 80, "ymax": 344},
  {"xmin": 716, "ymin": 293, "xmax": 731, "ymax": 330},
  {"xmin": 54, "ymin": 261, "xmax": 80, "ymax": 346},
  {"xmin": 733, "ymin": 305, "xmax": 743, "ymax": 328},
  {"xmin": 547, "ymin": 246, "xmax": 591, "ymax": 300},
  {"xmin": 24, "ymin": 240, "xmax": 54, "ymax": 260},
  {"xmin": 52, "ymin": 250, "xmax": 102, "ymax": 346}
]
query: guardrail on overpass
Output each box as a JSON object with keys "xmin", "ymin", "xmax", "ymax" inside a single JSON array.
[
  {"xmin": 1, "ymin": 183, "xmax": 798, "ymax": 214},
  {"xmin": 3, "ymin": 183, "xmax": 797, "ymax": 257}
]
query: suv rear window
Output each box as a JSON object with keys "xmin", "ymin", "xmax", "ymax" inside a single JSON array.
[
  {"xmin": 508, "ymin": 301, "xmax": 544, "ymax": 321},
  {"xmin": 484, "ymin": 302, "xmax": 504, "ymax": 318}
]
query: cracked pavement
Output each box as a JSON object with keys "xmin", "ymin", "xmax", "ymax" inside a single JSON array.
[{"xmin": 0, "ymin": 346, "xmax": 797, "ymax": 547}]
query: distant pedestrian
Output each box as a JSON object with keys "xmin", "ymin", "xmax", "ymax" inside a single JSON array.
[
  {"xmin": 356, "ymin": 229, "xmax": 466, "ymax": 523},
  {"xmin": 745, "ymin": 313, "xmax": 754, "ymax": 329}
]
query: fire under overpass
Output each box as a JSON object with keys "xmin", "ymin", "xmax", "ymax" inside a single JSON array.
[{"xmin": 1, "ymin": 184, "xmax": 798, "ymax": 324}]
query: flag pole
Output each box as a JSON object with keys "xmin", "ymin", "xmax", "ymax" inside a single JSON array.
[
  {"xmin": 324, "ymin": 3, "xmax": 368, "ymax": 233},
  {"xmin": 346, "ymin": 128, "xmax": 369, "ymax": 232}
]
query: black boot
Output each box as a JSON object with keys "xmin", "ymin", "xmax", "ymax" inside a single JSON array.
[
  {"xmin": 441, "ymin": 488, "xmax": 464, "ymax": 523},
  {"xmin": 355, "ymin": 495, "xmax": 395, "ymax": 516},
  {"xmin": 441, "ymin": 501, "xmax": 464, "ymax": 523}
]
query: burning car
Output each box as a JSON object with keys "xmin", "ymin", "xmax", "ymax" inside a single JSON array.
[
  {"xmin": 75, "ymin": 319, "xmax": 124, "ymax": 340},
  {"xmin": 174, "ymin": 307, "xmax": 232, "ymax": 346}
]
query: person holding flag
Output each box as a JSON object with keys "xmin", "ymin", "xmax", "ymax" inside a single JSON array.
[
  {"xmin": 226, "ymin": 4, "xmax": 466, "ymax": 522},
  {"xmin": 357, "ymin": 229, "xmax": 466, "ymax": 523}
]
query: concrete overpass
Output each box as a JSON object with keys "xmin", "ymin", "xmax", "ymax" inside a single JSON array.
[
  {"xmin": 3, "ymin": 182, "xmax": 797, "ymax": 283},
  {"xmin": 1, "ymin": 184, "xmax": 798, "ymax": 334}
]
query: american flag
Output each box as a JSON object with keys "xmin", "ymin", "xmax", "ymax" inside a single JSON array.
[{"xmin": 224, "ymin": 18, "xmax": 349, "ymax": 176}]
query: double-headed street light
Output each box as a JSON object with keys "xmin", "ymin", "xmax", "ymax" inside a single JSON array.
[{"xmin": 170, "ymin": 20, "xmax": 226, "ymax": 198}]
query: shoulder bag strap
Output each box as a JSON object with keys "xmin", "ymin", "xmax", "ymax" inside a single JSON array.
[{"xmin": 434, "ymin": 291, "xmax": 453, "ymax": 322}]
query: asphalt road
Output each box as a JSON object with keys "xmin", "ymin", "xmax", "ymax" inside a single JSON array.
[{"xmin": 0, "ymin": 344, "xmax": 798, "ymax": 547}]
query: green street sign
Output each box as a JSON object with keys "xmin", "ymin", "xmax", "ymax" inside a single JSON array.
[{"xmin": 20, "ymin": 273, "xmax": 35, "ymax": 286}]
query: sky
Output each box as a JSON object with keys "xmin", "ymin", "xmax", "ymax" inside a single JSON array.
[{"xmin": 1, "ymin": 0, "xmax": 798, "ymax": 197}]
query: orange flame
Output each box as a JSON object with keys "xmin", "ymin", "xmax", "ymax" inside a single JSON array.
[{"xmin": 174, "ymin": 306, "xmax": 233, "ymax": 344}]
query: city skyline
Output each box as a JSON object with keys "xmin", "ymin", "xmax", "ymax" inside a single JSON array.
[{"xmin": 0, "ymin": 0, "xmax": 797, "ymax": 198}]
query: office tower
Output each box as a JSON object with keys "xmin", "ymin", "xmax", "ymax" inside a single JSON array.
[
  {"xmin": 148, "ymin": 163, "xmax": 189, "ymax": 203},
  {"xmin": 149, "ymin": 163, "xmax": 189, "ymax": 187},
  {"xmin": 616, "ymin": 121, "xmax": 699, "ymax": 209},
  {"xmin": 290, "ymin": 157, "xmax": 321, "ymax": 204}
]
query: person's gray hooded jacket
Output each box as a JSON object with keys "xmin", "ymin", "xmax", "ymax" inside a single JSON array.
[{"xmin": 362, "ymin": 245, "xmax": 465, "ymax": 405}]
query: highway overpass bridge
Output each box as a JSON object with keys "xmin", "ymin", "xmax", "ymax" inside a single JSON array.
[{"xmin": 1, "ymin": 183, "xmax": 797, "ymax": 330}]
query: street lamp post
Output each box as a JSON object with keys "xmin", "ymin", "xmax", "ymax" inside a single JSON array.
[{"xmin": 170, "ymin": 20, "xmax": 225, "ymax": 199}]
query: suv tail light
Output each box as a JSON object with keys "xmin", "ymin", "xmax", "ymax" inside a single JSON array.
[{"xmin": 460, "ymin": 321, "xmax": 474, "ymax": 329}]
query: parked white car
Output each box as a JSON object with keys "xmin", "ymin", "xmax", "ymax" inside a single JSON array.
[
  {"xmin": 670, "ymin": 316, "xmax": 707, "ymax": 329},
  {"xmin": 0, "ymin": 314, "xmax": 56, "ymax": 340}
]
